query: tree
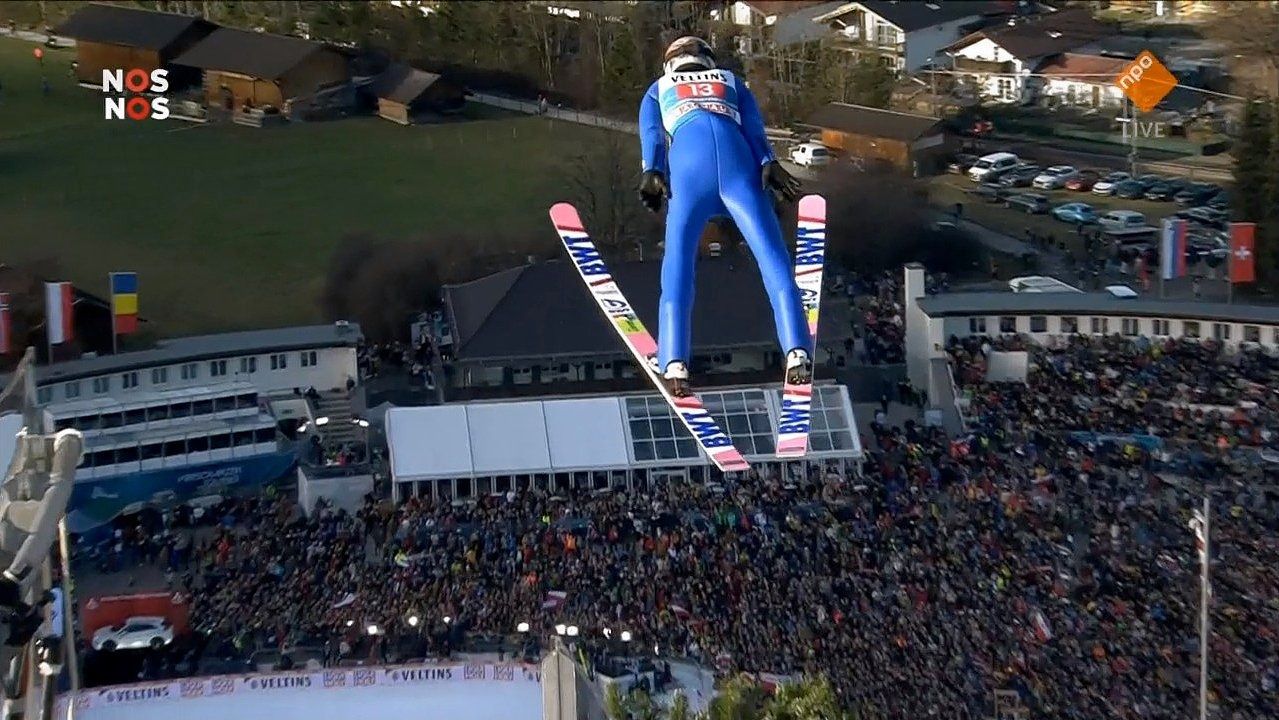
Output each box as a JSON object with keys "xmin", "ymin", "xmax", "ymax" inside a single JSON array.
[
  {"xmin": 709, "ymin": 675, "xmax": 767, "ymax": 720},
  {"xmin": 561, "ymin": 132, "xmax": 660, "ymax": 257},
  {"xmin": 597, "ymin": 19, "xmax": 649, "ymax": 112},
  {"xmin": 1263, "ymin": 99, "xmax": 1279, "ymax": 287},
  {"xmin": 760, "ymin": 677, "xmax": 845, "ymax": 720},
  {"xmin": 1233, "ymin": 98, "xmax": 1272, "ymax": 225}
]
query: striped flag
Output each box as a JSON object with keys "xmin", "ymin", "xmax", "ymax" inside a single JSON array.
[
  {"xmin": 0, "ymin": 293, "xmax": 11, "ymax": 355},
  {"xmin": 44, "ymin": 282, "xmax": 74, "ymax": 345},
  {"xmin": 1190, "ymin": 509, "xmax": 1212, "ymax": 598},
  {"xmin": 110, "ymin": 272, "xmax": 139, "ymax": 335},
  {"xmin": 1160, "ymin": 218, "xmax": 1187, "ymax": 280}
]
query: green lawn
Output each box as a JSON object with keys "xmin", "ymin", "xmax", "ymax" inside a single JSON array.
[{"xmin": 0, "ymin": 38, "xmax": 616, "ymax": 335}]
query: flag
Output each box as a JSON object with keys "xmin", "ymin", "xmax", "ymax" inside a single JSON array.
[
  {"xmin": 44, "ymin": 282, "xmax": 73, "ymax": 345},
  {"xmin": 0, "ymin": 293, "xmax": 11, "ymax": 355},
  {"xmin": 541, "ymin": 590, "xmax": 567, "ymax": 610},
  {"xmin": 1160, "ymin": 218, "xmax": 1187, "ymax": 280},
  {"xmin": 332, "ymin": 592, "xmax": 357, "ymax": 609},
  {"xmin": 1229, "ymin": 223, "xmax": 1256, "ymax": 284},
  {"xmin": 110, "ymin": 272, "xmax": 139, "ymax": 335},
  {"xmin": 1031, "ymin": 608, "xmax": 1052, "ymax": 642},
  {"xmin": 1190, "ymin": 509, "xmax": 1212, "ymax": 598}
]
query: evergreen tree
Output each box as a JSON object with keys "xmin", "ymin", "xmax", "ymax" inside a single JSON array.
[
  {"xmin": 1232, "ymin": 97, "xmax": 1271, "ymax": 225},
  {"xmin": 598, "ymin": 21, "xmax": 648, "ymax": 112},
  {"xmin": 1262, "ymin": 98, "xmax": 1279, "ymax": 287}
]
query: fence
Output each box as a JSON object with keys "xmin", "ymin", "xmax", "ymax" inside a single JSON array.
[{"xmin": 468, "ymin": 92, "xmax": 638, "ymax": 135}]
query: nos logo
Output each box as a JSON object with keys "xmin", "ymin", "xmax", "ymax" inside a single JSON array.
[{"xmin": 102, "ymin": 68, "xmax": 170, "ymax": 120}]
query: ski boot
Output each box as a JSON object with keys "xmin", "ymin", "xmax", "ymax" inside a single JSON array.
[
  {"xmin": 785, "ymin": 348, "xmax": 813, "ymax": 386},
  {"xmin": 663, "ymin": 361, "xmax": 692, "ymax": 398}
]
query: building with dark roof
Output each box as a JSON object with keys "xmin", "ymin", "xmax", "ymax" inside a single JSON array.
[
  {"xmin": 803, "ymin": 102, "xmax": 953, "ymax": 174},
  {"xmin": 814, "ymin": 1, "xmax": 1014, "ymax": 72},
  {"xmin": 442, "ymin": 258, "xmax": 851, "ymax": 396},
  {"xmin": 172, "ymin": 28, "xmax": 349, "ymax": 112},
  {"xmin": 372, "ymin": 63, "xmax": 466, "ymax": 124},
  {"xmin": 54, "ymin": 3, "xmax": 216, "ymax": 87}
]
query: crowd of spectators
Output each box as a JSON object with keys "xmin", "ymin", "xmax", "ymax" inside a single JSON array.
[{"xmin": 79, "ymin": 331, "xmax": 1279, "ymax": 719}]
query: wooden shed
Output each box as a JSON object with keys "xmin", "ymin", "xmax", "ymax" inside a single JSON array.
[
  {"xmin": 372, "ymin": 64, "xmax": 466, "ymax": 124},
  {"xmin": 172, "ymin": 28, "xmax": 349, "ymax": 112},
  {"xmin": 54, "ymin": 3, "xmax": 215, "ymax": 87},
  {"xmin": 804, "ymin": 102, "xmax": 955, "ymax": 176}
]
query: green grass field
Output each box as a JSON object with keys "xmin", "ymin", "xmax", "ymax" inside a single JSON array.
[{"xmin": 0, "ymin": 38, "xmax": 617, "ymax": 335}]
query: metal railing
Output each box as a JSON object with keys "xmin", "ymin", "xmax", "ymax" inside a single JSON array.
[{"xmin": 467, "ymin": 92, "xmax": 639, "ymax": 135}]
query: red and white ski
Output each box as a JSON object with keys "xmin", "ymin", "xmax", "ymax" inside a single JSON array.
[
  {"xmin": 776, "ymin": 194, "xmax": 827, "ymax": 458},
  {"xmin": 549, "ymin": 203, "xmax": 750, "ymax": 473}
]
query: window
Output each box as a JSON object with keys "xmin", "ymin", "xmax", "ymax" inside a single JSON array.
[
  {"xmin": 254, "ymin": 427, "xmax": 275, "ymax": 443},
  {"xmin": 1090, "ymin": 317, "xmax": 1109, "ymax": 335},
  {"xmin": 1152, "ymin": 319, "xmax": 1170, "ymax": 336},
  {"xmin": 151, "ymin": 367, "xmax": 168, "ymax": 385},
  {"xmin": 1212, "ymin": 323, "xmax": 1231, "ymax": 341},
  {"xmin": 999, "ymin": 316, "xmax": 1016, "ymax": 333},
  {"xmin": 36, "ymin": 387, "xmax": 52, "ymax": 405},
  {"xmin": 121, "ymin": 371, "xmax": 139, "ymax": 389},
  {"xmin": 210, "ymin": 433, "xmax": 231, "ymax": 450},
  {"xmin": 237, "ymin": 393, "xmax": 258, "ymax": 409},
  {"xmin": 64, "ymin": 382, "xmax": 81, "ymax": 400},
  {"xmin": 116, "ymin": 445, "xmax": 139, "ymax": 463},
  {"xmin": 270, "ymin": 353, "xmax": 288, "ymax": 370},
  {"xmin": 170, "ymin": 402, "xmax": 192, "ymax": 419},
  {"xmin": 300, "ymin": 350, "xmax": 318, "ymax": 367},
  {"xmin": 1060, "ymin": 316, "xmax": 1078, "ymax": 334},
  {"xmin": 180, "ymin": 363, "xmax": 198, "ymax": 381},
  {"xmin": 1184, "ymin": 321, "xmax": 1201, "ymax": 338},
  {"xmin": 233, "ymin": 430, "xmax": 255, "ymax": 447},
  {"xmin": 1029, "ymin": 316, "xmax": 1047, "ymax": 333},
  {"xmin": 162, "ymin": 439, "xmax": 186, "ymax": 457},
  {"xmin": 968, "ymin": 317, "xmax": 986, "ymax": 334},
  {"xmin": 146, "ymin": 405, "xmax": 169, "ymax": 422},
  {"xmin": 193, "ymin": 399, "xmax": 213, "ymax": 416},
  {"xmin": 92, "ymin": 377, "xmax": 110, "ymax": 394},
  {"xmin": 124, "ymin": 408, "xmax": 145, "ymax": 425},
  {"xmin": 140, "ymin": 443, "xmax": 163, "ymax": 461},
  {"xmin": 209, "ymin": 360, "xmax": 227, "ymax": 377},
  {"xmin": 1274, "ymin": 328, "xmax": 1279, "ymax": 345},
  {"xmin": 214, "ymin": 396, "xmax": 236, "ymax": 412},
  {"xmin": 188, "ymin": 435, "xmax": 209, "ymax": 452},
  {"xmin": 237, "ymin": 357, "xmax": 256, "ymax": 374},
  {"xmin": 1121, "ymin": 318, "xmax": 1140, "ymax": 336},
  {"xmin": 1244, "ymin": 325, "xmax": 1261, "ymax": 343}
]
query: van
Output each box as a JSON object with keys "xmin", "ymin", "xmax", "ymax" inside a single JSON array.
[
  {"xmin": 789, "ymin": 142, "xmax": 832, "ymax": 167},
  {"xmin": 967, "ymin": 152, "xmax": 1020, "ymax": 182},
  {"xmin": 1099, "ymin": 210, "xmax": 1147, "ymax": 231}
]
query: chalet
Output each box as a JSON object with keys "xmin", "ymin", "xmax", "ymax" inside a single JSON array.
[
  {"xmin": 945, "ymin": 9, "xmax": 1111, "ymax": 104},
  {"xmin": 372, "ymin": 64, "xmax": 466, "ymax": 124},
  {"xmin": 53, "ymin": 3, "xmax": 215, "ymax": 88},
  {"xmin": 1036, "ymin": 53, "xmax": 1130, "ymax": 109},
  {"xmin": 812, "ymin": 0, "xmax": 1006, "ymax": 72},
  {"xmin": 172, "ymin": 28, "xmax": 350, "ymax": 114},
  {"xmin": 804, "ymin": 102, "xmax": 952, "ymax": 175},
  {"xmin": 711, "ymin": 1, "xmax": 840, "ymax": 55}
]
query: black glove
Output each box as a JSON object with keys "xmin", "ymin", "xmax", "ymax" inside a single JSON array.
[
  {"xmin": 0, "ymin": 576, "xmax": 19, "ymax": 610},
  {"xmin": 638, "ymin": 171, "xmax": 670, "ymax": 214},
  {"xmin": 762, "ymin": 160, "xmax": 801, "ymax": 204}
]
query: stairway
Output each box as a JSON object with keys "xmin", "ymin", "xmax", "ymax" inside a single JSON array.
[{"xmin": 314, "ymin": 391, "xmax": 359, "ymax": 447}]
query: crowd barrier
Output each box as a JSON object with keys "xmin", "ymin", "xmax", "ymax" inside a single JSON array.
[{"xmin": 54, "ymin": 660, "xmax": 541, "ymax": 715}]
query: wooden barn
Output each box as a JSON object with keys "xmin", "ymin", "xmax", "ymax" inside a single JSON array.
[
  {"xmin": 372, "ymin": 63, "xmax": 466, "ymax": 124},
  {"xmin": 53, "ymin": 3, "xmax": 215, "ymax": 87},
  {"xmin": 804, "ymin": 103, "xmax": 955, "ymax": 176},
  {"xmin": 172, "ymin": 28, "xmax": 349, "ymax": 112}
]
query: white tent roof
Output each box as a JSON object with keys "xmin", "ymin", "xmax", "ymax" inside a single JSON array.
[{"xmin": 386, "ymin": 385, "xmax": 861, "ymax": 482}]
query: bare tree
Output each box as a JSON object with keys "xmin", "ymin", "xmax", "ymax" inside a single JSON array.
[{"xmin": 561, "ymin": 132, "xmax": 660, "ymax": 257}]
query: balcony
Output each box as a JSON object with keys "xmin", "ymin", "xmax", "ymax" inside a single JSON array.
[{"xmin": 953, "ymin": 57, "xmax": 1015, "ymax": 75}]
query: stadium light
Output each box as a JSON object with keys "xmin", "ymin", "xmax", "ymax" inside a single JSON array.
[
  {"xmin": 352, "ymin": 418, "xmax": 370, "ymax": 428},
  {"xmin": 345, "ymin": 619, "xmax": 355, "ymax": 627},
  {"xmin": 555, "ymin": 624, "xmax": 567, "ymax": 636},
  {"xmin": 517, "ymin": 622, "xmax": 530, "ymax": 633},
  {"xmin": 314, "ymin": 416, "xmax": 331, "ymax": 427},
  {"xmin": 407, "ymin": 615, "xmax": 420, "ymax": 628},
  {"xmin": 620, "ymin": 631, "xmax": 632, "ymax": 643},
  {"xmin": 443, "ymin": 616, "xmax": 452, "ymax": 625},
  {"xmin": 367, "ymin": 624, "xmax": 380, "ymax": 636},
  {"xmin": 566, "ymin": 625, "xmax": 579, "ymax": 637}
]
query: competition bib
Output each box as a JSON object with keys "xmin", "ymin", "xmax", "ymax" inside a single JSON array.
[{"xmin": 657, "ymin": 69, "xmax": 741, "ymax": 135}]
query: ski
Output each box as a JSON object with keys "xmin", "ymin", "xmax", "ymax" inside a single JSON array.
[
  {"xmin": 776, "ymin": 194, "xmax": 827, "ymax": 458},
  {"xmin": 549, "ymin": 203, "xmax": 751, "ymax": 473}
]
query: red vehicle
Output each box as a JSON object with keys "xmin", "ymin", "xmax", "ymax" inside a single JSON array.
[{"xmin": 1064, "ymin": 169, "xmax": 1101, "ymax": 191}]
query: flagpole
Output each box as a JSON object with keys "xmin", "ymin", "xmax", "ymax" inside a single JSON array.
[
  {"xmin": 1198, "ymin": 494, "xmax": 1210, "ymax": 720},
  {"xmin": 110, "ymin": 272, "xmax": 119, "ymax": 354}
]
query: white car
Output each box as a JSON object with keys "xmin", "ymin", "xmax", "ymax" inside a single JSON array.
[
  {"xmin": 1032, "ymin": 165, "xmax": 1079, "ymax": 190},
  {"xmin": 967, "ymin": 152, "xmax": 1019, "ymax": 182},
  {"xmin": 789, "ymin": 142, "xmax": 831, "ymax": 167},
  {"xmin": 91, "ymin": 616, "xmax": 174, "ymax": 651},
  {"xmin": 1092, "ymin": 171, "xmax": 1131, "ymax": 195}
]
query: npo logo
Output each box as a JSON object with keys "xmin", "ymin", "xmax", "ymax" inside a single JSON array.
[
  {"xmin": 102, "ymin": 68, "xmax": 170, "ymax": 120},
  {"xmin": 1113, "ymin": 51, "xmax": 1177, "ymax": 113}
]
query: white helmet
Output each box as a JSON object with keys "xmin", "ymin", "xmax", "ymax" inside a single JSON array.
[{"xmin": 663, "ymin": 36, "xmax": 715, "ymax": 75}]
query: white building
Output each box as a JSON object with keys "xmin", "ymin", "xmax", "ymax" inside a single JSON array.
[
  {"xmin": 1035, "ymin": 52, "xmax": 1129, "ymax": 108},
  {"xmin": 30, "ymin": 323, "xmax": 362, "ymax": 406},
  {"xmin": 386, "ymin": 384, "xmax": 862, "ymax": 501},
  {"xmin": 814, "ymin": 0, "xmax": 993, "ymax": 72},
  {"xmin": 711, "ymin": 1, "xmax": 842, "ymax": 55}
]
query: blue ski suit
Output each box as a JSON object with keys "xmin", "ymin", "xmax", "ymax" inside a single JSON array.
[{"xmin": 639, "ymin": 69, "xmax": 810, "ymax": 371}]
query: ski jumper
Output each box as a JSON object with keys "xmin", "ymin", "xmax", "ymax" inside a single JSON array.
[{"xmin": 639, "ymin": 69, "xmax": 810, "ymax": 371}]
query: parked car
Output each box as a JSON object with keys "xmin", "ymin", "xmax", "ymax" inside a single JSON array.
[
  {"xmin": 1099, "ymin": 210, "xmax": 1148, "ymax": 232},
  {"xmin": 998, "ymin": 164, "xmax": 1041, "ymax": 188},
  {"xmin": 947, "ymin": 153, "xmax": 979, "ymax": 174},
  {"xmin": 1208, "ymin": 189, "xmax": 1229, "ymax": 211},
  {"xmin": 972, "ymin": 181, "xmax": 1012, "ymax": 203},
  {"xmin": 968, "ymin": 152, "xmax": 1020, "ymax": 181},
  {"xmin": 1145, "ymin": 178, "xmax": 1189, "ymax": 201},
  {"xmin": 1091, "ymin": 171, "xmax": 1131, "ymax": 195},
  {"xmin": 92, "ymin": 616, "xmax": 174, "ymax": 651},
  {"xmin": 1032, "ymin": 165, "xmax": 1080, "ymax": 190},
  {"xmin": 1114, "ymin": 176, "xmax": 1161, "ymax": 199},
  {"xmin": 789, "ymin": 142, "xmax": 832, "ymax": 167},
  {"xmin": 1177, "ymin": 206, "xmax": 1229, "ymax": 230},
  {"xmin": 1174, "ymin": 183, "xmax": 1221, "ymax": 206},
  {"xmin": 1051, "ymin": 202, "xmax": 1098, "ymax": 224},
  {"xmin": 1005, "ymin": 193, "xmax": 1051, "ymax": 214},
  {"xmin": 1064, "ymin": 169, "xmax": 1100, "ymax": 191}
]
